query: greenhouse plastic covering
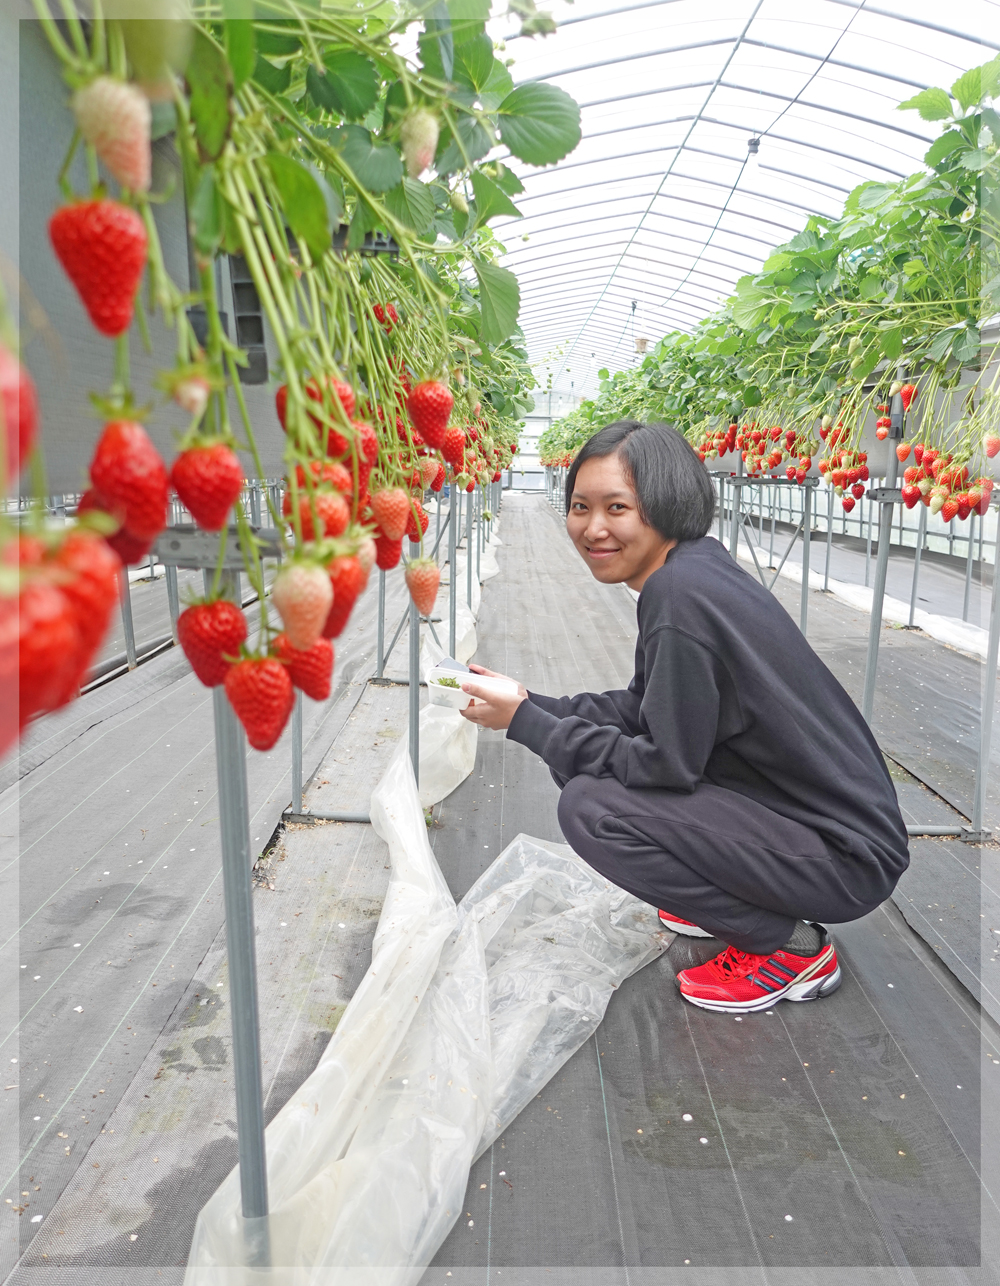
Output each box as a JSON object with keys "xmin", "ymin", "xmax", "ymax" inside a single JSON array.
[
  {"xmin": 183, "ymin": 739, "xmax": 670, "ymax": 1283},
  {"xmin": 489, "ymin": 0, "xmax": 997, "ymax": 397}
]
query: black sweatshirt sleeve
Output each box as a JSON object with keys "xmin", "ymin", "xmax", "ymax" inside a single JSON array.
[
  {"xmin": 526, "ymin": 688, "xmax": 642, "ymax": 734},
  {"xmin": 508, "ymin": 626, "xmax": 731, "ymax": 790}
]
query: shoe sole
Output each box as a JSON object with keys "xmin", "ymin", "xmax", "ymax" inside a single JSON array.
[
  {"xmin": 660, "ymin": 919, "xmax": 715, "ymax": 938},
  {"xmin": 679, "ymin": 959, "xmax": 842, "ymax": 1014}
]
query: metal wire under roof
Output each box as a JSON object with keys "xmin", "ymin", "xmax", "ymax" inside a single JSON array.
[{"xmin": 487, "ymin": 0, "xmax": 998, "ymax": 401}]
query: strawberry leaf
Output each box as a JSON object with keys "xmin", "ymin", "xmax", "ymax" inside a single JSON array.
[
  {"xmin": 470, "ymin": 170, "xmax": 522, "ymax": 226},
  {"xmin": 897, "ymin": 87, "xmax": 953, "ymax": 122},
  {"xmin": 307, "ymin": 51, "xmax": 379, "ymax": 121},
  {"xmin": 473, "ymin": 260, "xmax": 519, "ymax": 343},
  {"xmin": 224, "ymin": 19, "xmax": 255, "ymax": 91},
  {"xmin": 186, "ymin": 28, "xmax": 233, "ymax": 162},
  {"xmin": 265, "ymin": 153, "xmax": 332, "ymax": 262},
  {"xmin": 384, "ymin": 177, "xmax": 435, "ymax": 234},
  {"xmin": 332, "ymin": 125, "xmax": 403, "ymax": 193},
  {"xmin": 497, "ymin": 83, "xmax": 581, "ymax": 167}
]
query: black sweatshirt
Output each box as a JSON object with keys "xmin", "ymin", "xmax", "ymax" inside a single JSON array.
[{"xmin": 507, "ymin": 536, "xmax": 909, "ymax": 874}]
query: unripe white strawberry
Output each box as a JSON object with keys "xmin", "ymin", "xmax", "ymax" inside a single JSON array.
[
  {"xmin": 400, "ymin": 109, "xmax": 439, "ymax": 179},
  {"xmin": 357, "ymin": 536, "xmax": 377, "ymax": 576},
  {"xmin": 174, "ymin": 376, "xmax": 211, "ymax": 419},
  {"xmin": 72, "ymin": 76, "xmax": 151, "ymax": 193},
  {"xmin": 271, "ymin": 563, "xmax": 333, "ymax": 652}
]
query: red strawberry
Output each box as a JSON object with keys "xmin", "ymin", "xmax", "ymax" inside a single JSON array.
[
  {"xmin": 374, "ymin": 533, "xmax": 403, "ymax": 570},
  {"xmin": 900, "ymin": 384, "xmax": 917, "ymax": 411},
  {"xmin": 178, "ymin": 600, "xmax": 247, "ymax": 687},
  {"xmin": 896, "ymin": 443, "xmax": 911, "ymax": 462},
  {"xmin": 901, "ymin": 484, "xmax": 920, "ymax": 509},
  {"xmin": 357, "ymin": 537, "xmax": 377, "ymax": 576},
  {"xmin": 370, "ymin": 488, "xmax": 410, "ymax": 540},
  {"xmin": 849, "ymin": 481, "xmax": 864, "ymax": 499},
  {"xmin": 170, "ymin": 441, "xmax": 243, "ymax": 531},
  {"xmin": 322, "ymin": 555, "xmax": 366, "ymax": 639},
  {"xmin": 465, "ymin": 479, "xmax": 476, "ymax": 493},
  {"xmin": 356, "ymin": 419, "xmax": 379, "ymax": 465},
  {"xmin": 46, "ymin": 529, "xmax": 121, "ymax": 707},
  {"xmin": 0, "ymin": 345, "xmax": 38, "ymax": 481},
  {"xmin": 985, "ymin": 433, "xmax": 1000, "ymax": 459},
  {"xmin": 404, "ymin": 557, "xmax": 440, "ymax": 616},
  {"xmin": 419, "ymin": 458, "xmax": 439, "ymax": 489},
  {"xmin": 956, "ymin": 492, "xmax": 972, "ymax": 521},
  {"xmin": 72, "ymin": 76, "xmax": 151, "ymax": 192},
  {"xmin": 372, "ymin": 303, "xmax": 398, "ymax": 333},
  {"xmin": 406, "ymin": 501, "xmax": 429, "ymax": 542},
  {"xmin": 913, "ymin": 443, "xmax": 924, "ymax": 464},
  {"xmin": 876, "ymin": 426, "xmax": 889, "ymax": 441},
  {"xmin": 49, "ymin": 200, "xmax": 147, "ymax": 337},
  {"xmin": 89, "ymin": 420, "xmax": 168, "ymax": 541},
  {"xmin": 225, "ymin": 656, "xmax": 294, "ymax": 751},
  {"xmin": 841, "ymin": 495, "xmax": 855, "ymax": 514},
  {"xmin": 491, "ymin": 470, "xmax": 501, "ymax": 483},
  {"xmin": 407, "ymin": 382, "xmax": 452, "ymax": 449},
  {"xmin": 441, "ymin": 426, "xmax": 466, "ymax": 468},
  {"xmin": 272, "ymin": 563, "xmax": 333, "ymax": 651},
  {"xmin": 941, "ymin": 497, "xmax": 959, "ymax": 523},
  {"xmin": 282, "ymin": 489, "xmax": 349, "ymax": 540},
  {"xmin": 275, "ymin": 376, "xmax": 355, "ymax": 432},
  {"xmin": 430, "ymin": 463, "xmax": 446, "ymax": 491},
  {"xmin": 18, "ymin": 578, "xmax": 80, "ymax": 730},
  {"xmin": 274, "ymin": 633, "xmax": 333, "ymax": 701},
  {"xmin": 400, "ymin": 109, "xmax": 439, "ymax": 179}
]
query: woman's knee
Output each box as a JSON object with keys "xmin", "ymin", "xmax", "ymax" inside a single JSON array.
[{"xmin": 557, "ymin": 774, "xmax": 612, "ymax": 848}]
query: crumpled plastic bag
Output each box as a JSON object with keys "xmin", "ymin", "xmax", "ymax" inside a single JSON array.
[
  {"xmin": 417, "ymin": 704, "xmax": 477, "ymax": 809},
  {"xmin": 184, "ymin": 741, "xmax": 670, "ymax": 1285}
]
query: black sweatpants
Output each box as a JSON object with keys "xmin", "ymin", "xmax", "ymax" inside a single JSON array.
[{"xmin": 554, "ymin": 772, "xmax": 900, "ymax": 955}]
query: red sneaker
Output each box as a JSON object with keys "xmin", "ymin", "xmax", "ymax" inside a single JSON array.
[
  {"xmin": 658, "ymin": 909, "xmax": 715, "ymax": 938},
  {"xmin": 676, "ymin": 927, "xmax": 841, "ymax": 1013}
]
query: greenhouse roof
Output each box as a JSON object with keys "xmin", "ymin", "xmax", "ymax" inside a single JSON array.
[{"xmin": 488, "ymin": 0, "xmax": 997, "ymax": 399}]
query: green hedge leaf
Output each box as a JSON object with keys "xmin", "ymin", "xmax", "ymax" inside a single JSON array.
[
  {"xmin": 497, "ymin": 83, "xmax": 581, "ymax": 166},
  {"xmin": 186, "ymin": 28, "xmax": 232, "ymax": 162},
  {"xmin": 474, "ymin": 260, "xmax": 520, "ymax": 343},
  {"xmin": 384, "ymin": 176, "xmax": 435, "ymax": 234},
  {"xmin": 265, "ymin": 153, "xmax": 332, "ymax": 262}
]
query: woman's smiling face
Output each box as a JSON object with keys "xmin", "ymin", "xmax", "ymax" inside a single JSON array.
[{"xmin": 566, "ymin": 452, "xmax": 676, "ymax": 591}]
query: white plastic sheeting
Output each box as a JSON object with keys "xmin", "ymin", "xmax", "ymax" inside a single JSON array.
[{"xmin": 184, "ymin": 740, "xmax": 670, "ymax": 1284}]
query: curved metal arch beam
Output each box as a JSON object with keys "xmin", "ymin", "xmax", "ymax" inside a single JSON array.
[
  {"xmin": 502, "ymin": 225, "xmax": 766, "ymax": 267},
  {"xmin": 530, "ymin": 114, "xmax": 912, "ymax": 181},
  {"xmin": 515, "ymin": 258, "xmax": 740, "ymax": 296},
  {"xmin": 509, "ymin": 168, "xmax": 830, "ymax": 221},
  {"xmin": 516, "ymin": 257, "xmax": 741, "ymax": 299},
  {"xmin": 505, "ymin": 191, "xmax": 801, "ymax": 246},
  {"xmin": 518, "ymin": 283, "xmax": 726, "ymax": 320},
  {"xmin": 521, "ymin": 292, "xmax": 709, "ymax": 327},
  {"xmin": 508, "ymin": 0, "xmax": 995, "ymax": 56}
]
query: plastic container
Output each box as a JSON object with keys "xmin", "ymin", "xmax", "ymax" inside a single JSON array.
[{"xmin": 426, "ymin": 663, "xmax": 519, "ymax": 710}]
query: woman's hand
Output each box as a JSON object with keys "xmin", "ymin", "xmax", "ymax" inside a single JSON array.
[{"xmin": 459, "ymin": 663, "xmax": 528, "ymax": 731}]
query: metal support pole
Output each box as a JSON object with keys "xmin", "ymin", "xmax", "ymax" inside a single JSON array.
[
  {"xmin": 211, "ymin": 632, "xmax": 269, "ymax": 1238},
  {"xmin": 800, "ymin": 483, "xmax": 812, "ymax": 637},
  {"xmin": 449, "ymin": 482, "xmax": 457, "ymax": 657},
  {"xmin": 769, "ymin": 488, "xmax": 776, "ymax": 564},
  {"xmin": 717, "ymin": 477, "xmax": 725, "ymax": 542},
  {"xmin": 861, "ymin": 394, "xmax": 903, "ymax": 723},
  {"xmin": 165, "ymin": 564, "xmax": 180, "ymax": 644},
  {"xmin": 119, "ymin": 569, "xmax": 137, "ymax": 669},
  {"xmin": 908, "ymin": 505, "xmax": 928, "ymax": 628},
  {"xmin": 963, "ymin": 511, "xmax": 976, "ymax": 622},
  {"xmin": 824, "ymin": 486, "xmax": 833, "ymax": 591},
  {"xmin": 408, "ymin": 537, "xmax": 420, "ymax": 785},
  {"xmin": 466, "ymin": 485, "xmax": 473, "ymax": 609},
  {"xmin": 865, "ymin": 496, "xmax": 873, "ymax": 587},
  {"xmin": 249, "ymin": 480, "xmax": 261, "ymax": 526},
  {"xmin": 291, "ymin": 690, "xmax": 303, "ymax": 815},
  {"xmin": 972, "ymin": 535, "xmax": 1000, "ymax": 838},
  {"xmin": 730, "ymin": 455, "xmax": 743, "ymax": 564},
  {"xmin": 376, "ymin": 569, "xmax": 386, "ymax": 679},
  {"xmin": 476, "ymin": 490, "xmax": 482, "ymax": 582}
]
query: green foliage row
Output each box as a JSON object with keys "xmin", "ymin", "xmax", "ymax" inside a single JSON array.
[{"xmin": 541, "ymin": 57, "xmax": 999, "ymax": 464}]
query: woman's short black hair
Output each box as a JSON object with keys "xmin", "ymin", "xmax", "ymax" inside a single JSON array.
[{"xmin": 565, "ymin": 419, "xmax": 716, "ymax": 542}]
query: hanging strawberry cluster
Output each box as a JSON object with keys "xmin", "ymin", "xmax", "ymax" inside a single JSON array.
[
  {"xmin": 3, "ymin": 0, "xmax": 581, "ymax": 759},
  {"xmin": 695, "ymin": 421, "xmax": 815, "ymax": 484}
]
